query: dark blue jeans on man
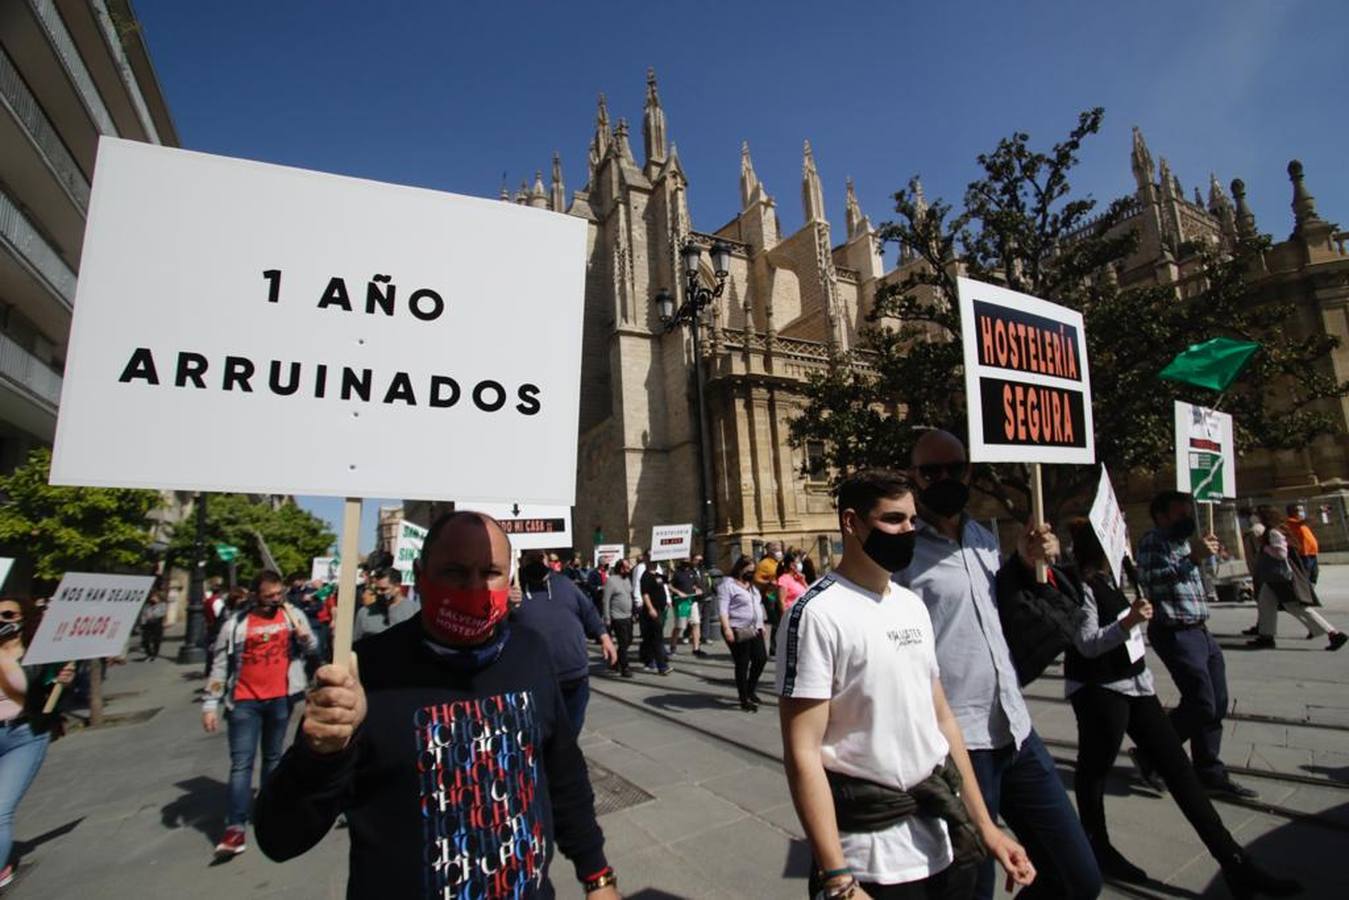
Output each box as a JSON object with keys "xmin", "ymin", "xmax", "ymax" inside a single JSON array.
[
  {"xmin": 226, "ymin": 696, "xmax": 296, "ymax": 826},
  {"xmin": 1146, "ymin": 623, "xmax": 1228, "ymax": 782},
  {"xmin": 560, "ymin": 677, "xmax": 590, "ymax": 735},
  {"xmin": 967, "ymin": 730, "xmax": 1101, "ymax": 899}
]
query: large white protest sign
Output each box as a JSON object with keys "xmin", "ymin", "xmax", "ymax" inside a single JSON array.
[
  {"xmin": 311, "ymin": 556, "xmax": 339, "ymax": 582},
  {"xmin": 957, "ymin": 278, "xmax": 1095, "ymax": 465},
  {"xmin": 649, "ymin": 524, "xmax": 694, "ymax": 562},
  {"xmin": 393, "ymin": 519, "xmax": 428, "ymax": 580},
  {"xmin": 1174, "ymin": 402, "xmax": 1235, "ymax": 500},
  {"xmin": 50, "ymin": 138, "xmax": 586, "ymax": 506},
  {"xmin": 1088, "ymin": 465, "xmax": 1130, "ymax": 587},
  {"xmin": 594, "ymin": 543, "xmax": 626, "ymax": 570},
  {"xmin": 23, "ymin": 573, "xmax": 155, "ymax": 665},
  {"xmin": 456, "ymin": 502, "xmax": 573, "ymax": 551}
]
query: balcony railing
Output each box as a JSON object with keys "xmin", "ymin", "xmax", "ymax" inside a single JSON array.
[
  {"xmin": 0, "ymin": 188, "xmax": 77, "ymax": 308},
  {"xmin": 0, "ymin": 330, "xmax": 61, "ymax": 410},
  {"xmin": 28, "ymin": 0, "xmax": 117, "ymax": 136},
  {"xmin": 0, "ymin": 46, "xmax": 91, "ymax": 212}
]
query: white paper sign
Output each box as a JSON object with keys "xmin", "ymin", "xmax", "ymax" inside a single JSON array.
[
  {"xmin": 1115, "ymin": 607, "xmax": 1147, "ymax": 663},
  {"xmin": 457, "ymin": 502, "xmax": 572, "ymax": 551},
  {"xmin": 310, "ymin": 556, "xmax": 339, "ymax": 582},
  {"xmin": 23, "ymin": 573, "xmax": 155, "ymax": 665},
  {"xmin": 957, "ymin": 277, "xmax": 1095, "ymax": 464},
  {"xmin": 594, "ymin": 543, "xmax": 626, "ymax": 570},
  {"xmin": 0, "ymin": 558, "xmax": 13, "ymax": 592},
  {"xmin": 1088, "ymin": 465, "xmax": 1130, "ymax": 588},
  {"xmin": 649, "ymin": 524, "xmax": 694, "ymax": 562},
  {"xmin": 1173, "ymin": 402, "xmax": 1236, "ymax": 500},
  {"xmin": 393, "ymin": 520, "xmax": 428, "ymax": 579},
  {"xmin": 50, "ymin": 138, "xmax": 586, "ymax": 505}
]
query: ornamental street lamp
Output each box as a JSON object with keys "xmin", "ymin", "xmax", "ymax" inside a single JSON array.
[{"xmin": 654, "ymin": 239, "xmax": 731, "ymax": 567}]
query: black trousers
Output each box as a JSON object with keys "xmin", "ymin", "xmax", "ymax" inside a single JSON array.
[
  {"xmin": 729, "ymin": 633, "xmax": 767, "ymax": 701},
  {"xmin": 610, "ymin": 618, "xmax": 633, "ymax": 674},
  {"xmin": 810, "ymin": 862, "xmax": 977, "ymax": 900},
  {"xmin": 638, "ymin": 612, "xmax": 668, "ymax": 670},
  {"xmin": 1070, "ymin": 684, "xmax": 1240, "ymax": 863},
  {"xmin": 141, "ymin": 621, "xmax": 164, "ymax": 658}
]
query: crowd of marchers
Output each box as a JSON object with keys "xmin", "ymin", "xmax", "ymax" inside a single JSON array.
[{"xmin": 18, "ymin": 432, "xmax": 1332, "ymax": 898}]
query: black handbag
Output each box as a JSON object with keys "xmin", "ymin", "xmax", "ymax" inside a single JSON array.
[{"xmin": 1287, "ymin": 550, "xmax": 1321, "ymax": 607}]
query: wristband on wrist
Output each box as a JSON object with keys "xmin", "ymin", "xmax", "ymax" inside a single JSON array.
[
  {"xmin": 582, "ymin": 866, "xmax": 616, "ymax": 893},
  {"xmin": 822, "ymin": 866, "xmax": 853, "ymax": 879}
]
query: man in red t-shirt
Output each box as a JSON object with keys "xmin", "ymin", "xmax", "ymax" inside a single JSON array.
[{"xmin": 202, "ymin": 570, "xmax": 317, "ymax": 858}]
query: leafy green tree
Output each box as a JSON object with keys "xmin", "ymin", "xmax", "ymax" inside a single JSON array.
[
  {"xmin": 168, "ymin": 494, "xmax": 334, "ymax": 585},
  {"xmin": 791, "ymin": 109, "xmax": 1349, "ymax": 518},
  {"xmin": 0, "ymin": 448, "xmax": 160, "ymax": 587}
]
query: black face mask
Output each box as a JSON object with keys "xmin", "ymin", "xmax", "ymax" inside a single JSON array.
[
  {"xmin": 0, "ymin": 621, "xmax": 21, "ymax": 641},
  {"xmin": 861, "ymin": 526, "xmax": 917, "ymax": 573},
  {"xmin": 918, "ymin": 480, "xmax": 970, "ymax": 518},
  {"xmin": 1167, "ymin": 516, "xmax": 1197, "ymax": 542}
]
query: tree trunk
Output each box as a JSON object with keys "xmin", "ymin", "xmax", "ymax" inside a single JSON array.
[{"xmin": 88, "ymin": 658, "xmax": 105, "ymax": 728}]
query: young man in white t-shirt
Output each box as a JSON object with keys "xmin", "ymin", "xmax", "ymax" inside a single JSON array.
[{"xmin": 777, "ymin": 470, "xmax": 1035, "ymax": 900}]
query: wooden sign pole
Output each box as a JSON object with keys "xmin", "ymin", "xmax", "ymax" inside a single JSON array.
[
  {"xmin": 1031, "ymin": 463, "xmax": 1048, "ymax": 584},
  {"xmin": 330, "ymin": 497, "xmax": 362, "ymax": 668},
  {"xmin": 42, "ymin": 679, "xmax": 65, "ymax": 714}
]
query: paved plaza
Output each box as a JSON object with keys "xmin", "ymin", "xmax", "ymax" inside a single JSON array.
[{"xmin": 9, "ymin": 568, "xmax": 1348, "ymax": 899}]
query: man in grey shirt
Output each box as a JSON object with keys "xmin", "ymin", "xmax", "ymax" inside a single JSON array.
[
  {"xmin": 353, "ymin": 568, "xmax": 419, "ymax": 642},
  {"xmin": 894, "ymin": 429, "xmax": 1100, "ymax": 900},
  {"xmin": 601, "ymin": 560, "xmax": 637, "ymax": 678}
]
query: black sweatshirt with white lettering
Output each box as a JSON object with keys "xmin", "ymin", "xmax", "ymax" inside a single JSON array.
[{"xmin": 254, "ymin": 618, "xmax": 607, "ymax": 899}]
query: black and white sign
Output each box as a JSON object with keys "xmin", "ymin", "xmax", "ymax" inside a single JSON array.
[
  {"xmin": 50, "ymin": 139, "xmax": 586, "ymax": 505},
  {"xmin": 649, "ymin": 524, "xmax": 693, "ymax": 562},
  {"xmin": 957, "ymin": 277, "xmax": 1095, "ymax": 464},
  {"xmin": 456, "ymin": 502, "xmax": 573, "ymax": 551}
]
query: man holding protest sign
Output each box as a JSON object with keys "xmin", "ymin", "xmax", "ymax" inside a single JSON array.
[
  {"xmin": 254, "ymin": 511, "xmax": 618, "ymax": 899},
  {"xmin": 896, "ymin": 430, "xmax": 1101, "ymax": 900},
  {"xmin": 202, "ymin": 570, "xmax": 319, "ymax": 857},
  {"xmin": 1135, "ymin": 491, "xmax": 1256, "ymax": 800}
]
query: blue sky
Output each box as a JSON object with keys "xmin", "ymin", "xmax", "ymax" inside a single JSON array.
[{"xmin": 130, "ymin": 0, "xmax": 1348, "ymax": 551}]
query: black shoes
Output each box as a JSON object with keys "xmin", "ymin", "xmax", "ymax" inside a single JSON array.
[
  {"xmin": 620, "ymin": 669, "xmax": 634, "ymax": 678},
  {"xmin": 1327, "ymin": 632, "xmax": 1347, "ymax": 652},
  {"xmin": 739, "ymin": 700, "xmax": 758, "ymax": 713},
  {"xmin": 1242, "ymin": 625, "xmax": 1260, "ymax": 636},
  {"xmin": 1203, "ymin": 776, "xmax": 1259, "ymax": 799},
  {"xmin": 1246, "ymin": 635, "xmax": 1276, "ymax": 649},
  {"xmin": 1221, "ymin": 851, "xmax": 1302, "ymax": 898},
  {"xmin": 1128, "ymin": 747, "xmax": 1167, "ymax": 793},
  {"xmin": 1092, "ymin": 841, "xmax": 1149, "ymax": 884}
]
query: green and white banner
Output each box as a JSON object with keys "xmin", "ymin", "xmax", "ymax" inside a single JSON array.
[{"xmin": 1174, "ymin": 401, "xmax": 1235, "ymax": 500}]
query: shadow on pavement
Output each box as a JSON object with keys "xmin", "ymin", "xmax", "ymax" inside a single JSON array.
[
  {"xmin": 783, "ymin": 837, "xmax": 812, "ymax": 878},
  {"xmin": 641, "ymin": 692, "xmax": 738, "ymax": 714},
  {"xmin": 1302, "ymin": 763, "xmax": 1348, "ymax": 783},
  {"xmin": 1201, "ymin": 799, "xmax": 1342, "ymax": 898},
  {"xmin": 13, "ymin": 816, "xmax": 84, "ymax": 860},
  {"xmin": 161, "ymin": 776, "xmax": 226, "ymax": 845}
]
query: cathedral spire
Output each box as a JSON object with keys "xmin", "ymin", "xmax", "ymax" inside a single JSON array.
[
  {"xmin": 528, "ymin": 171, "xmax": 547, "ymax": 209},
  {"xmin": 1158, "ymin": 157, "xmax": 1176, "ymax": 200},
  {"xmin": 1208, "ymin": 173, "xmax": 1236, "ymax": 243},
  {"xmin": 550, "ymin": 152, "xmax": 565, "ymax": 212},
  {"xmin": 642, "ymin": 67, "xmax": 668, "ymax": 165},
  {"xmin": 802, "ymin": 140, "xmax": 825, "ymax": 224},
  {"xmin": 615, "ymin": 118, "xmax": 635, "ymax": 162},
  {"xmin": 845, "ymin": 177, "xmax": 867, "ymax": 239},
  {"xmin": 1231, "ymin": 178, "xmax": 1256, "ymax": 238},
  {"xmin": 1130, "ymin": 126, "xmax": 1155, "ymax": 195},
  {"xmin": 499, "ymin": 175, "xmax": 510, "ymax": 202},
  {"xmin": 740, "ymin": 141, "xmax": 762, "ymax": 209},
  {"xmin": 1287, "ymin": 159, "xmax": 1326, "ymax": 233},
  {"xmin": 593, "ymin": 93, "xmax": 611, "ymax": 160},
  {"xmin": 1193, "ymin": 187, "xmax": 1204, "ymax": 208}
]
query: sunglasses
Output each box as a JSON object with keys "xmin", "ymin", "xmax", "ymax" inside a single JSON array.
[{"xmin": 917, "ymin": 461, "xmax": 969, "ymax": 481}]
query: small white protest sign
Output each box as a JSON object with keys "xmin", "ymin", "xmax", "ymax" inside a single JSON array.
[
  {"xmin": 0, "ymin": 558, "xmax": 13, "ymax": 592},
  {"xmin": 649, "ymin": 524, "xmax": 694, "ymax": 562},
  {"xmin": 1088, "ymin": 465, "xmax": 1130, "ymax": 587},
  {"xmin": 311, "ymin": 556, "xmax": 339, "ymax": 582},
  {"xmin": 1173, "ymin": 402, "xmax": 1236, "ymax": 500},
  {"xmin": 457, "ymin": 502, "xmax": 572, "ymax": 551},
  {"xmin": 23, "ymin": 573, "xmax": 155, "ymax": 665},
  {"xmin": 50, "ymin": 138, "xmax": 586, "ymax": 505},
  {"xmin": 594, "ymin": 543, "xmax": 626, "ymax": 570},
  {"xmin": 957, "ymin": 277, "xmax": 1095, "ymax": 465},
  {"xmin": 393, "ymin": 520, "xmax": 428, "ymax": 580}
]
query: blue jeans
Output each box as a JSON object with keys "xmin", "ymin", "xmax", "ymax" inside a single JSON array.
[
  {"xmin": 0, "ymin": 723, "xmax": 50, "ymax": 867},
  {"xmin": 226, "ymin": 697, "xmax": 295, "ymax": 826},
  {"xmin": 967, "ymin": 730, "xmax": 1101, "ymax": 899},
  {"xmin": 1146, "ymin": 624, "xmax": 1228, "ymax": 782},
  {"xmin": 560, "ymin": 678, "xmax": 590, "ymax": 735}
]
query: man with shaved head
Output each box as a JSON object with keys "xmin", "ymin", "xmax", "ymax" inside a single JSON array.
[
  {"xmin": 895, "ymin": 430, "xmax": 1101, "ymax": 900},
  {"xmin": 254, "ymin": 510, "xmax": 619, "ymax": 899}
]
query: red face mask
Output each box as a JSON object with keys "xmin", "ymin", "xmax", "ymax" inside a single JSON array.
[{"xmin": 417, "ymin": 580, "xmax": 510, "ymax": 644}]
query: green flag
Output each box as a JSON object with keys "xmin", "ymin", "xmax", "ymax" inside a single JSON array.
[
  {"xmin": 1159, "ymin": 338, "xmax": 1259, "ymax": 392},
  {"xmin": 214, "ymin": 543, "xmax": 239, "ymax": 563}
]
